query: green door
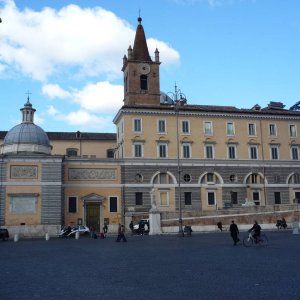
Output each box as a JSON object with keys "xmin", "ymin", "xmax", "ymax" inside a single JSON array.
[{"xmin": 86, "ymin": 204, "xmax": 100, "ymax": 232}]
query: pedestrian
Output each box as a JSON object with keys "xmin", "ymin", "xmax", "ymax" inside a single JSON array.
[
  {"xmin": 217, "ymin": 221, "xmax": 223, "ymax": 232},
  {"xmin": 116, "ymin": 224, "xmax": 127, "ymax": 242},
  {"xmin": 144, "ymin": 221, "xmax": 148, "ymax": 234},
  {"xmin": 229, "ymin": 220, "xmax": 240, "ymax": 246},
  {"xmin": 103, "ymin": 222, "xmax": 108, "ymax": 234},
  {"xmin": 129, "ymin": 220, "xmax": 134, "ymax": 233},
  {"xmin": 90, "ymin": 225, "xmax": 95, "ymax": 239}
]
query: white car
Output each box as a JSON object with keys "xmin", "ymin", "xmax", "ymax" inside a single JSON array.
[{"xmin": 60, "ymin": 225, "xmax": 90, "ymax": 237}]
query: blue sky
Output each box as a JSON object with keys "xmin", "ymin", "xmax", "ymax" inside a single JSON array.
[{"xmin": 1, "ymin": 0, "xmax": 300, "ymax": 133}]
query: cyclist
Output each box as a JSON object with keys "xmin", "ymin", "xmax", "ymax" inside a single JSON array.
[{"xmin": 248, "ymin": 220, "xmax": 261, "ymax": 243}]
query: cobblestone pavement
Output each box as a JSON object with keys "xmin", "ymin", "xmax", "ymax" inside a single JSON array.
[{"xmin": 1, "ymin": 230, "xmax": 299, "ymax": 300}]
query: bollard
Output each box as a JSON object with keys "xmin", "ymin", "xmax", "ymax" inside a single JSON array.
[
  {"xmin": 292, "ymin": 222, "xmax": 299, "ymax": 235},
  {"xmin": 75, "ymin": 231, "xmax": 79, "ymax": 239},
  {"xmin": 14, "ymin": 234, "xmax": 19, "ymax": 242},
  {"xmin": 45, "ymin": 233, "xmax": 50, "ymax": 241}
]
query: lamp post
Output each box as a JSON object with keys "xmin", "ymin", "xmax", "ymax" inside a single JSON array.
[{"xmin": 168, "ymin": 84, "xmax": 187, "ymax": 237}]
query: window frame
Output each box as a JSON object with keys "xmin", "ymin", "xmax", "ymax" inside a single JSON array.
[
  {"xmin": 226, "ymin": 121, "xmax": 235, "ymax": 136},
  {"xmin": 184, "ymin": 192, "xmax": 192, "ymax": 206},
  {"xmin": 133, "ymin": 118, "xmax": 142, "ymax": 132},
  {"xmin": 227, "ymin": 144, "xmax": 237, "ymax": 159},
  {"xmin": 133, "ymin": 142, "xmax": 143, "ymax": 158},
  {"xmin": 291, "ymin": 146, "xmax": 299, "ymax": 160},
  {"xmin": 248, "ymin": 123, "xmax": 257, "ymax": 136},
  {"xmin": 207, "ymin": 191, "xmax": 216, "ymax": 206},
  {"xmin": 270, "ymin": 145, "xmax": 279, "ymax": 160},
  {"xmin": 68, "ymin": 196, "xmax": 77, "ymax": 213},
  {"xmin": 157, "ymin": 119, "xmax": 166, "ymax": 133},
  {"xmin": 269, "ymin": 123, "xmax": 277, "ymax": 137},
  {"xmin": 249, "ymin": 145, "xmax": 258, "ymax": 160},
  {"xmin": 135, "ymin": 192, "xmax": 143, "ymax": 206},
  {"xmin": 157, "ymin": 143, "xmax": 168, "ymax": 158},
  {"xmin": 205, "ymin": 144, "xmax": 214, "ymax": 159},
  {"xmin": 181, "ymin": 120, "xmax": 190, "ymax": 134},
  {"xmin": 109, "ymin": 196, "xmax": 118, "ymax": 212},
  {"xmin": 289, "ymin": 124, "xmax": 297, "ymax": 137},
  {"xmin": 182, "ymin": 143, "xmax": 191, "ymax": 158},
  {"xmin": 204, "ymin": 121, "xmax": 213, "ymax": 136}
]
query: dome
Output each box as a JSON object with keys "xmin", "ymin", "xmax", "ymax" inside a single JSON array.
[
  {"xmin": 0, "ymin": 98, "xmax": 52, "ymax": 155},
  {"xmin": 4, "ymin": 123, "xmax": 50, "ymax": 146}
]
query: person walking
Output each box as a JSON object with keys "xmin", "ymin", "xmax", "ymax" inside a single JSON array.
[
  {"xmin": 116, "ymin": 224, "xmax": 127, "ymax": 242},
  {"xmin": 229, "ymin": 220, "xmax": 240, "ymax": 246},
  {"xmin": 129, "ymin": 220, "xmax": 134, "ymax": 234}
]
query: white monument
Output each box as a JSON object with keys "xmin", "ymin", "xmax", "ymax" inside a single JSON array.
[{"xmin": 149, "ymin": 188, "xmax": 162, "ymax": 235}]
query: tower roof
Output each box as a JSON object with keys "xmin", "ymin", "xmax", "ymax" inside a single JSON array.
[{"xmin": 132, "ymin": 17, "xmax": 152, "ymax": 62}]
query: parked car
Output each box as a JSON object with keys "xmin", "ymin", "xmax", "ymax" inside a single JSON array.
[
  {"xmin": 0, "ymin": 228, "xmax": 9, "ymax": 241},
  {"xmin": 133, "ymin": 219, "xmax": 150, "ymax": 234}
]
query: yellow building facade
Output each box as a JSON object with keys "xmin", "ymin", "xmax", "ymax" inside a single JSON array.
[{"xmin": 1, "ymin": 17, "xmax": 300, "ymax": 236}]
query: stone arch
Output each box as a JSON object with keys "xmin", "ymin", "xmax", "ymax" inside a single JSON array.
[
  {"xmin": 150, "ymin": 170, "xmax": 177, "ymax": 185},
  {"xmin": 198, "ymin": 171, "xmax": 224, "ymax": 184}
]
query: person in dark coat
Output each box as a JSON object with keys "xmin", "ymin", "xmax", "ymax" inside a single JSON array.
[
  {"xmin": 229, "ymin": 220, "xmax": 240, "ymax": 245},
  {"xmin": 116, "ymin": 224, "xmax": 127, "ymax": 242}
]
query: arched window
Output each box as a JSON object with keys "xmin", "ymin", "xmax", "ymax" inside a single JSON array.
[
  {"xmin": 153, "ymin": 172, "xmax": 174, "ymax": 184},
  {"xmin": 140, "ymin": 75, "xmax": 148, "ymax": 90},
  {"xmin": 66, "ymin": 148, "xmax": 78, "ymax": 157}
]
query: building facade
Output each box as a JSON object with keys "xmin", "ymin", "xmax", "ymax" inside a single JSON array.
[{"xmin": 1, "ymin": 17, "xmax": 300, "ymax": 236}]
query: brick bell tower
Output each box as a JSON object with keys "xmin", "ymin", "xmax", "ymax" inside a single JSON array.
[{"xmin": 122, "ymin": 17, "xmax": 161, "ymax": 106}]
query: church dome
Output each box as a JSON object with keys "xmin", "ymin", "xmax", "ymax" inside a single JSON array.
[
  {"xmin": 0, "ymin": 98, "xmax": 52, "ymax": 155},
  {"xmin": 4, "ymin": 123, "xmax": 50, "ymax": 146}
]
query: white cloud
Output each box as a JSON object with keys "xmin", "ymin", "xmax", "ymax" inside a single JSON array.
[
  {"xmin": 73, "ymin": 81, "xmax": 123, "ymax": 114},
  {"xmin": 42, "ymin": 83, "xmax": 72, "ymax": 99},
  {"xmin": 0, "ymin": 0, "xmax": 180, "ymax": 81},
  {"xmin": 46, "ymin": 105, "xmax": 114, "ymax": 131}
]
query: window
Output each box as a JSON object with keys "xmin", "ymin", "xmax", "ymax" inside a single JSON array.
[
  {"xmin": 251, "ymin": 174, "xmax": 258, "ymax": 184},
  {"xmin": 133, "ymin": 143, "xmax": 143, "ymax": 158},
  {"xmin": 158, "ymin": 143, "xmax": 167, "ymax": 158},
  {"xmin": 270, "ymin": 145, "xmax": 279, "ymax": 160},
  {"xmin": 274, "ymin": 192, "xmax": 281, "ymax": 204},
  {"xmin": 68, "ymin": 197, "xmax": 77, "ymax": 213},
  {"xmin": 205, "ymin": 144, "xmax": 214, "ymax": 159},
  {"xmin": 140, "ymin": 75, "xmax": 148, "ymax": 90},
  {"xmin": 182, "ymin": 143, "xmax": 191, "ymax": 158},
  {"xmin": 207, "ymin": 192, "xmax": 215, "ymax": 206},
  {"xmin": 135, "ymin": 192, "xmax": 143, "ymax": 205},
  {"xmin": 289, "ymin": 124, "xmax": 297, "ymax": 137},
  {"xmin": 158, "ymin": 120, "xmax": 166, "ymax": 133},
  {"xmin": 184, "ymin": 192, "xmax": 192, "ymax": 205},
  {"xmin": 107, "ymin": 149, "xmax": 114, "ymax": 158},
  {"xmin": 204, "ymin": 121, "xmax": 213, "ymax": 135},
  {"xmin": 228, "ymin": 145, "xmax": 236, "ymax": 159},
  {"xmin": 231, "ymin": 192, "xmax": 238, "ymax": 205},
  {"xmin": 183, "ymin": 174, "xmax": 191, "ymax": 182},
  {"xmin": 269, "ymin": 124, "xmax": 277, "ymax": 136},
  {"xmin": 253, "ymin": 192, "xmax": 260, "ymax": 205},
  {"xmin": 66, "ymin": 148, "xmax": 78, "ymax": 157},
  {"xmin": 133, "ymin": 119, "xmax": 142, "ymax": 132},
  {"xmin": 249, "ymin": 145, "xmax": 258, "ymax": 159},
  {"xmin": 109, "ymin": 197, "xmax": 118, "ymax": 212},
  {"xmin": 207, "ymin": 173, "xmax": 214, "ymax": 183},
  {"xmin": 229, "ymin": 174, "xmax": 237, "ymax": 182},
  {"xmin": 291, "ymin": 146, "xmax": 299, "ymax": 160},
  {"xmin": 227, "ymin": 122, "xmax": 235, "ymax": 136},
  {"xmin": 248, "ymin": 123, "xmax": 256, "ymax": 136},
  {"xmin": 181, "ymin": 120, "xmax": 190, "ymax": 134}
]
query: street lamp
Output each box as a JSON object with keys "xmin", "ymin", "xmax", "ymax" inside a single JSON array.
[{"xmin": 168, "ymin": 84, "xmax": 187, "ymax": 237}]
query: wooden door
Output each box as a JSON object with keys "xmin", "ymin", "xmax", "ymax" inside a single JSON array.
[{"xmin": 86, "ymin": 205, "xmax": 100, "ymax": 232}]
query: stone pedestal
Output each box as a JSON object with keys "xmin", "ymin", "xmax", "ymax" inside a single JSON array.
[{"xmin": 149, "ymin": 210, "xmax": 162, "ymax": 235}]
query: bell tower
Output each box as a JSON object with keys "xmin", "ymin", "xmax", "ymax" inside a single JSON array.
[{"xmin": 122, "ymin": 17, "xmax": 161, "ymax": 106}]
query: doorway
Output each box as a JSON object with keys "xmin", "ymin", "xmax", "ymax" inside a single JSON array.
[{"xmin": 86, "ymin": 204, "xmax": 100, "ymax": 232}]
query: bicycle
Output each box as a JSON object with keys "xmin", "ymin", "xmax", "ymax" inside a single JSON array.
[{"xmin": 243, "ymin": 231, "xmax": 268, "ymax": 247}]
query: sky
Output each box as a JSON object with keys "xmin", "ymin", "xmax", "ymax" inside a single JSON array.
[{"xmin": 0, "ymin": 0, "xmax": 300, "ymax": 133}]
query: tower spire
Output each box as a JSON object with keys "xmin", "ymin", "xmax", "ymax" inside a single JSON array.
[{"xmin": 132, "ymin": 16, "xmax": 151, "ymax": 61}]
